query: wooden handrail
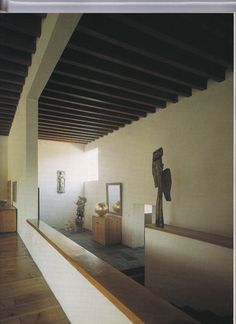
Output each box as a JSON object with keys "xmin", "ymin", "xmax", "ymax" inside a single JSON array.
[{"xmin": 146, "ymin": 224, "xmax": 233, "ymax": 249}]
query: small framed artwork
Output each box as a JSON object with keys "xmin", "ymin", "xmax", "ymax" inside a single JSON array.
[{"xmin": 12, "ymin": 181, "xmax": 17, "ymax": 203}]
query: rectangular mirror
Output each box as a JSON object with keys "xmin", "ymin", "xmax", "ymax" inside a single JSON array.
[{"xmin": 106, "ymin": 183, "xmax": 122, "ymax": 216}]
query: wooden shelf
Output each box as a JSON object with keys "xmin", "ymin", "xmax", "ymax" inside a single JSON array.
[
  {"xmin": 146, "ymin": 224, "xmax": 233, "ymax": 249},
  {"xmin": 27, "ymin": 219, "xmax": 198, "ymax": 324}
]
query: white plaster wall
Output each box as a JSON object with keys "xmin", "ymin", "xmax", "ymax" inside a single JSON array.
[
  {"xmin": 0, "ymin": 136, "xmax": 8, "ymax": 199},
  {"xmin": 24, "ymin": 222, "xmax": 132, "ymax": 324},
  {"xmin": 84, "ymin": 73, "xmax": 233, "ymax": 246},
  {"xmin": 8, "ymin": 97, "xmax": 38, "ymax": 239},
  {"xmin": 145, "ymin": 228, "xmax": 233, "ymax": 316},
  {"xmin": 38, "ymin": 140, "xmax": 85, "ymax": 228}
]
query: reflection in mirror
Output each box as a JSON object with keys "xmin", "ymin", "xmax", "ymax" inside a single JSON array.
[{"xmin": 106, "ymin": 183, "xmax": 122, "ymax": 216}]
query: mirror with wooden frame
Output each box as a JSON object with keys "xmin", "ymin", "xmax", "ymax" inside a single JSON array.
[{"xmin": 106, "ymin": 183, "xmax": 122, "ymax": 216}]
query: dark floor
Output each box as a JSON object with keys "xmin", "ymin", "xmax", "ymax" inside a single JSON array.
[
  {"xmin": 58, "ymin": 228, "xmax": 144, "ymax": 272},
  {"xmin": 176, "ymin": 305, "xmax": 233, "ymax": 324}
]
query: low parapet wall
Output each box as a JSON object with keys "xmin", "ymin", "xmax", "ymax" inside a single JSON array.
[
  {"xmin": 145, "ymin": 225, "xmax": 233, "ymax": 317},
  {"xmin": 26, "ymin": 219, "xmax": 198, "ymax": 324}
]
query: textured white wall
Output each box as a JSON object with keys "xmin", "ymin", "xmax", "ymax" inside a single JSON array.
[
  {"xmin": 0, "ymin": 136, "xmax": 8, "ymax": 199},
  {"xmin": 84, "ymin": 72, "xmax": 233, "ymax": 246},
  {"xmin": 38, "ymin": 140, "xmax": 85, "ymax": 228}
]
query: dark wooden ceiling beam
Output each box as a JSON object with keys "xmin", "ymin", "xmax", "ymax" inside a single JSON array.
[
  {"xmin": 47, "ymin": 78, "xmax": 165, "ymax": 108},
  {"xmin": 39, "ymin": 102, "xmax": 139, "ymax": 122},
  {"xmin": 105, "ymin": 14, "xmax": 233, "ymax": 68},
  {"xmin": 39, "ymin": 129, "xmax": 99, "ymax": 140},
  {"xmin": 76, "ymin": 15, "xmax": 228, "ymax": 78},
  {"xmin": 0, "ymin": 109, "xmax": 16, "ymax": 116},
  {"xmin": 39, "ymin": 129, "xmax": 100, "ymax": 140},
  {"xmin": 42, "ymin": 89, "xmax": 157, "ymax": 113},
  {"xmin": 40, "ymin": 93, "xmax": 149, "ymax": 116},
  {"xmin": 54, "ymin": 66, "xmax": 178, "ymax": 103},
  {"xmin": 0, "ymin": 126, "xmax": 11, "ymax": 131},
  {"xmin": 0, "ymin": 129, "xmax": 10, "ymax": 134},
  {"xmin": 0, "ymin": 125, "xmax": 10, "ymax": 129},
  {"xmin": 0, "ymin": 72, "xmax": 25, "ymax": 85},
  {"xmin": 60, "ymin": 51, "xmax": 191, "ymax": 97},
  {"xmin": 39, "ymin": 131, "xmax": 94, "ymax": 141},
  {"xmin": 181, "ymin": 14, "xmax": 233, "ymax": 42},
  {"xmin": 0, "ymin": 116, "xmax": 13, "ymax": 123},
  {"xmin": 44, "ymin": 84, "xmax": 164, "ymax": 110},
  {"xmin": 0, "ymin": 82, "xmax": 22, "ymax": 93},
  {"xmin": 0, "ymin": 90, "xmax": 20, "ymax": 100},
  {"xmin": 39, "ymin": 115, "xmax": 119, "ymax": 130},
  {"xmin": 39, "ymin": 113, "xmax": 124, "ymax": 129},
  {"xmin": 0, "ymin": 14, "xmax": 42, "ymax": 37},
  {"xmin": 0, "ymin": 46, "xmax": 32, "ymax": 66},
  {"xmin": 0, "ymin": 103, "xmax": 16, "ymax": 110},
  {"xmin": 39, "ymin": 123, "xmax": 111, "ymax": 135},
  {"xmin": 70, "ymin": 32, "xmax": 210, "ymax": 88},
  {"xmin": 0, "ymin": 119, "xmax": 12, "ymax": 124},
  {"xmin": 0, "ymin": 131, "xmax": 9, "ymax": 135},
  {"xmin": 39, "ymin": 97, "xmax": 147, "ymax": 119},
  {"xmin": 49, "ymin": 74, "xmax": 173, "ymax": 107},
  {"xmin": 0, "ymin": 60, "xmax": 28, "ymax": 77},
  {"xmin": 38, "ymin": 135, "xmax": 89, "ymax": 144},
  {"xmin": 0, "ymin": 28, "xmax": 36, "ymax": 53},
  {"xmin": 39, "ymin": 105, "xmax": 132, "ymax": 125},
  {"xmin": 0, "ymin": 110, "xmax": 15, "ymax": 116},
  {"xmin": 39, "ymin": 118, "xmax": 118, "ymax": 131},
  {"xmin": 0, "ymin": 97, "xmax": 18, "ymax": 106}
]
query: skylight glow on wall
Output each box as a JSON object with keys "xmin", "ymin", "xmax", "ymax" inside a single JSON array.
[{"xmin": 84, "ymin": 148, "xmax": 98, "ymax": 182}]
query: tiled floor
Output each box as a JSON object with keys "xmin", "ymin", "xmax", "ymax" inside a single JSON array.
[{"xmin": 58, "ymin": 228, "xmax": 144, "ymax": 271}]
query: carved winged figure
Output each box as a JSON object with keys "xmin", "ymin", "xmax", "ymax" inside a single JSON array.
[{"xmin": 152, "ymin": 148, "xmax": 172, "ymax": 227}]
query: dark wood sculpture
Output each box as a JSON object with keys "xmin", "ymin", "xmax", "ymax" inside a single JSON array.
[
  {"xmin": 75, "ymin": 196, "xmax": 87, "ymax": 232},
  {"xmin": 152, "ymin": 148, "xmax": 172, "ymax": 227}
]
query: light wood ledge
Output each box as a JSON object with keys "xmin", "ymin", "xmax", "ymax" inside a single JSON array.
[
  {"xmin": 27, "ymin": 219, "xmax": 198, "ymax": 324},
  {"xmin": 145, "ymin": 224, "xmax": 233, "ymax": 249}
]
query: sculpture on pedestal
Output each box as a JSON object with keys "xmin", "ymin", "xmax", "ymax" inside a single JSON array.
[
  {"xmin": 75, "ymin": 196, "xmax": 87, "ymax": 232},
  {"xmin": 152, "ymin": 147, "xmax": 172, "ymax": 227}
]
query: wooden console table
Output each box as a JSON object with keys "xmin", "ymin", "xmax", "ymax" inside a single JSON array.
[
  {"xmin": 92, "ymin": 214, "xmax": 121, "ymax": 246},
  {"xmin": 0, "ymin": 207, "xmax": 17, "ymax": 233}
]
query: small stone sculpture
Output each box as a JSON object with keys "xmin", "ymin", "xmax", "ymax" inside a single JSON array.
[
  {"xmin": 64, "ymin": 220, "xmax": 77, "ymax": 233},
  {"xmin": 75, "ymin": 196, "xmax": 87, "ymax": 232},
  {"xmin": 152, "ymin": 147, "xmax": 172, "ymax": 227}
]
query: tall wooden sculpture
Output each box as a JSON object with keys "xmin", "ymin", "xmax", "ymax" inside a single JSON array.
[
  {"xmin": 152, "ymin": 148, "xmax": 172, "ymax": 227},
  {"xmin": 75, "ymin": 196, "xmax": 87, "ymax": 232}
]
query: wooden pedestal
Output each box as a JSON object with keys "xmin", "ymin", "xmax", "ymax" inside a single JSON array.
[
  {"xmin": 92, "ymin": 214, "xmax": 121, "ymax": 246},
  {"xmin": 0, "ymin": 208, "xmax": 17, "ymax": 233}
]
